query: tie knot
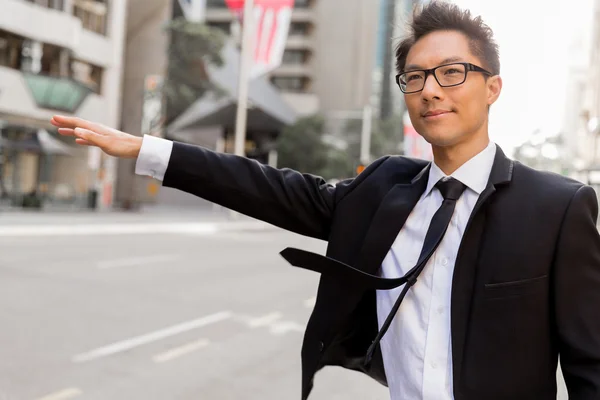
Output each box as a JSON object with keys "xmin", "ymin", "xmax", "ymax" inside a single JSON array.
[{"xmin": 435, "ymin": 177, "xmax": 466, "ymax": 201}]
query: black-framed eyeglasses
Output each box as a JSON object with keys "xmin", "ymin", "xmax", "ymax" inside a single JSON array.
[{"xmin": 395, "ymin": 62, "xmax": 492, "ymax": 94}]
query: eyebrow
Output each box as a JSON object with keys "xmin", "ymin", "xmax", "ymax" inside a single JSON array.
[{"xmin": 403, "ymin": 56, "xmax": 465, "ymax": 71}]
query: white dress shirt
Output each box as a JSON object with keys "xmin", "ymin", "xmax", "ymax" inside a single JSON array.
[
  {"xmin": 135, "ymin": 135, "xmax": 497, "ymax": 399},
  {"xmin": 377, "ymin": 141, "xmax": 496, "ymax": 400}
]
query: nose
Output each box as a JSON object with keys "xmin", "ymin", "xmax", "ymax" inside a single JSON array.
[{"xmin": 421, "ymin": 72, "xmax": 443, "ymax": 102}]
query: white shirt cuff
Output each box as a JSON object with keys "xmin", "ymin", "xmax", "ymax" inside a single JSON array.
[{"xmin": 134, "ymin": 135, "xmax": 173, "ymax": 181}]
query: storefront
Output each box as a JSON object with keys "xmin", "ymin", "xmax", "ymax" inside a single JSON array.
[{"xmin": 0, "ymin": 123, "xmax": 85, "ymax": 210}]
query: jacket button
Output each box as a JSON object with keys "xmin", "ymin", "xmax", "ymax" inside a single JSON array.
[{"xmin": 318, "ymin": 341, "xmax": 325, "ymax": 352}]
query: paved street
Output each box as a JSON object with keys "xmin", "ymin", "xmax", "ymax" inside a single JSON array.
[
  {"xmin": 0, "ymin": 211, "xmax": 567, "ymax": 400},
  {"xmin": 0, "ymin": 212, "xmax": 388, "ymax": 400}
]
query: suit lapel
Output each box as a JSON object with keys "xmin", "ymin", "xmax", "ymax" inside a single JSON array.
[
  {"xmin": 356, "ymin": 164, "xmax": 430, "ymax": 275},
  {"xmin": 451, "ymin": 145, "xmax": 514, "ymax": 387}
]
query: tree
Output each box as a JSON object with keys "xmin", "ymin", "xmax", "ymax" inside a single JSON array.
[
  {"xmin": 163, "ymin": 18, "xmax": 228, "ymax": 124},
  {"xmin": 276, "ymin": 115, "xmax": 332, "ymax": 176},
  {"xmin": 344, "ymin": 113, "xmax": 405, "ymax": 163},
  {"xmin": 276, "ymin": 113, "xmax": 406, "ymax": 181},
  {"xmin": 275, "ymin": 114, "xmax": 355, "ymax": 179}
]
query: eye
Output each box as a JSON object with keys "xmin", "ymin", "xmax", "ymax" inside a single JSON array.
[
  {"xmin": 444, "ymin": 68, "xmax": 462, "ymax": 75},
  {"xmin": 406, "ymin": 73, "xmax": 423, "ymax": 82}
]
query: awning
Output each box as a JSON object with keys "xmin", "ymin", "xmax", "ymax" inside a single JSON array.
[
  {"xmin": 22, "ymin": 73, "xmax": 93, "ymax": 113},
  {"xmin": 167, "ymin": 40, "xmax": 297, "ymax": 135}
]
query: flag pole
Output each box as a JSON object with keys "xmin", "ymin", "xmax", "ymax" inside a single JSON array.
[
  {"xmin": 230, "ymin": 0, "xmax": 254, "ymax": 220},
  {"xmin": 234, "ymin": 0, "xmax": 254, "ymax": 157}
]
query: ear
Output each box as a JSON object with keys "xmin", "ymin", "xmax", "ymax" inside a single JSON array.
[{"xmin": 487, "ymin": 75, "xmax": 502, "ymax": 106}]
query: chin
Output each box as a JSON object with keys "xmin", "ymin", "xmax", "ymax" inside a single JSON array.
[{"xmin": 418, "ymin": 130, "xmax": 463, "ymax": 148}]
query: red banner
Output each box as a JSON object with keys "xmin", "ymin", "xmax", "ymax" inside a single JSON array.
[{"xmin": 225, "ymin": 0, "xmax": 295, "ymax": 78}]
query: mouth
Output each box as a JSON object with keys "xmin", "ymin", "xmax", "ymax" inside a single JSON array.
[{"xmin": 422, "ymin": 110, "xmax": 453, "ymax": 120}]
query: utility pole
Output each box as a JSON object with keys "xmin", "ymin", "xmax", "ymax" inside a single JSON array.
[
  {"xmin": 234, "ymin": 0, "xmax": 255, "ymax": 157},
  {"xmin": 379, "ymin": 0, "xmax": 396, "ymax": 121},
  {"xmin": 360, "ymin": 105, "xmax": 373, "ymax": 165}
]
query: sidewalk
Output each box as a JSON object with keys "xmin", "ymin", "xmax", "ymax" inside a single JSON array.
[{"xmin": 0, "ymin": 204, "xmax": 277, "ymax": 234}]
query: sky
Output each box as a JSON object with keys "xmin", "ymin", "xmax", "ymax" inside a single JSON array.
[{"xmin": 450, "ymin": 0, "xmax": 596, "ymax": 154}]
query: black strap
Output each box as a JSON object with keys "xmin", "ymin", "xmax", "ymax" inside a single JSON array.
[{"xmin": 279, "ymin": 178, "xmax": 467, "ymax": 366}]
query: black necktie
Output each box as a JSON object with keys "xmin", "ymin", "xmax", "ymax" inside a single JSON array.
[
  {"xmin": 364, "ymin": 176, "xmax": 467, "ymax": 363},
  {"xmin": 280, "ymin": 177, "xmax": 467, "ymax": 365}
]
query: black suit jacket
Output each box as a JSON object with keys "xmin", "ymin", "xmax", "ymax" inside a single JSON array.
[{"xmin": 162, "ymin": 141, "xmax": 600, "ymax": 400}]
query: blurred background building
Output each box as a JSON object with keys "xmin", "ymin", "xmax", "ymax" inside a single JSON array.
[
  {"xmin": 1, "ymin": 0, "xmax": 600, "ymax": 212},
  {"xmin": 115, "ymin": 0, "xmax": 381, "ymax": 210},
  {"xmin": 0, "ymin": 0, "xmax": 126, "ymax": 211}
]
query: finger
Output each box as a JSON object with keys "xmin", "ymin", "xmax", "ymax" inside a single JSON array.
[
  {"xmin": 50, "ymin": 116, "xmax": 78, "ymax": 129},
  {"xmin": 52, "ymin": 115, "xmax": 100, "ymax": 132},
  {"xmin": 57, "ymin": 128, "xmax": 75, "ymax": 137},
  {"xmin": 75, "ymin": 138, "xmax": 94, "ymax": 146},
  {"xmin": 73, "ymin": 127, "xmax": 102, "ymax": 145}
]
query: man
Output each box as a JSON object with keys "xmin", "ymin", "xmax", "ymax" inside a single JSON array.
[{"xmin": 51, "ymin": 2, "xmax": 600, "ymax": 399}]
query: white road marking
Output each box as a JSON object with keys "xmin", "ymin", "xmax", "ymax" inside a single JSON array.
[
  {"xmin": 234, "ymin": 312, "xmax": 304, "ymax": 335},
  {"xmin": 303, "ymin": 296, "xmax": 316, "ymax": 308},
  {"xmin": 72, "ymin": 311, "xmax": 232, "ymax": 363},
  {"xmin": 247, "ymin": 312, "xmax": 283, "ymax": 328},
  {"xmin": 269, "ymin": 321, "xmax": 305, "ymax": 335},
  {"xmin": 152, "ymin": 338, "xmax": 210, "ymax": 363},
  {"xmin": 35, "ymin": 387, "xmax": 82, "ymax": 400},
  {"xmin": 97, "ymin": 254, "xmax": 180, "ymax": 269}
]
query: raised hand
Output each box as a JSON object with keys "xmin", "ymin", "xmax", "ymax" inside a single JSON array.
[{"xmin": 50, "ymin": 115, "xmax": 143, "ymax": 159}]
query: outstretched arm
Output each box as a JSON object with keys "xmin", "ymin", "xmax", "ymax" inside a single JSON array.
[{"xmin": 51, "ymin": 115, "xmax": 339, "ymax": 239}]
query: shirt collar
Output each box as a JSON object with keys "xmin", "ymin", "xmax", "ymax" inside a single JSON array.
[{"xmin": 424, "ymin": 141, "xmax": 497, "ymax": 197}]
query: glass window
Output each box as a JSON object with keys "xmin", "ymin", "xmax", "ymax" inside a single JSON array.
[
  {"xmin": 206, "ymin": 0, "xmax": 228, "ymax": 8},
  {"xmin": 289, "ymin": 22, "xmax": 310, "ymax": 36},
  {"xmin": 40, "ymin": 43, "xmax": 63, "ymax": 76},
  {"xmin": 207, "ymin": 22, "xmax": 231, "ymax": 34},
  {"xmin": 73, "ymin": 0, "xmax": 108, "ymax": 35},
  {"xmin": 24, "ymin": 0, "xmax": 64, "ymax": 10},
  {"xmin": 0, "ymin": 30, "xmax": 25, "ymax": 70},
  {"xmin": 294, "ymin": 0, "xmax": 311, "ymax": 8},
  {"xmin": 271, "ymin": 77, "xmax": 308, "ymax": 92},
  {"xmin": 71, "ymin": 58, "xmax": 103, "ymax": 94},
  {"xmin": 282, "ymin": 50, "xmax": 308, "ymax": 64}
]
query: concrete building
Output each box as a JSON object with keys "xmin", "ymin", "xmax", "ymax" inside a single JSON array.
[
  {"xmin": 205, "ymin": 0, "xmax": 379, "ymax": 117},
  {"xmin": 116, "ymin": 0, "xmax": 172, "ymax": 208},
  {"xmin": 117, "ymin": 0, "xmax": 296, "ymax": 209},
  {"xmin": 117, "ymin": 0, "xmax": 380, "ymax": 209},
  {"xmin": 371, "ymin": 0, "xmax": 421, "ymax": 120},
  {"xmin": 0, "ymin": 0, "xmax": 127, "ymax": 210},
  {"xmin": 567, "ymin": 0, "xmax": 600, "ymax": 189}
]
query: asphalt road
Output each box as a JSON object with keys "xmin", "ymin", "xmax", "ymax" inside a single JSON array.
[{"xmin": 0, "ymin": 212, "xmax": 567, "ymax": 399}]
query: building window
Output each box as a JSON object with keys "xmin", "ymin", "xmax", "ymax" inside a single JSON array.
[
  {"xmin": 207, "ymin": 22, "xmax": 231, "ymax": 34},
  {"xmin": 271, "ymin": 77, "xmax": 309, "ymax": 92},
  {"xmin": 0, "ymin": 30, "xmax": 103, "ymax": 94},
  {"xmin": 0, "ymin": 30, "xmax": 25, "ymax": 70},
  {"xmin": 282, "ymin": 50, "xmax": 308, "ymax": 64},
  {"xmin": 40, "ymin": 43, "xmax": 63, "ymax": 76},
  {"xmin": 71, "ymin": 59, "xmax": 103, "ymax": 94},
  {"xmin": 73, "ymin": 0, "xmax": 108, "ymax": 35},
  {"xmin": 294, "ymin": 0, "xmax": 312, "ymax": 8},
  {"xmin": 206, "ymin": 0, "xmax": 228, "ymax": 7},
  {"xmin": 289, "ymin": 22, "xmax": 310, "ymax": 36},
  {"xmin": 24, "ymin": 0, "xmax": 64, "ymax": 10}
]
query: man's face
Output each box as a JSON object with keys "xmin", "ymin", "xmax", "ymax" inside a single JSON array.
[{"xmin": 403, "ymin": 30, "xmax": 501, "ymax": 148}]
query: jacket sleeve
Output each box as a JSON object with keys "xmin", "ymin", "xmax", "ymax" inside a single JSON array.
[
  {"xmin": 554, "ymin": 185, "xmax": 600, "ymax": 399},
  {"xmin": 161, "ymin": 141, "xmax": 385, "ymax": 240}
]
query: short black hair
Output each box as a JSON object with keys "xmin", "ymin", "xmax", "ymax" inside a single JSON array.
[{"xmin": 395, "ymin": 1, "xmax": 500, "ymax": 75}]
